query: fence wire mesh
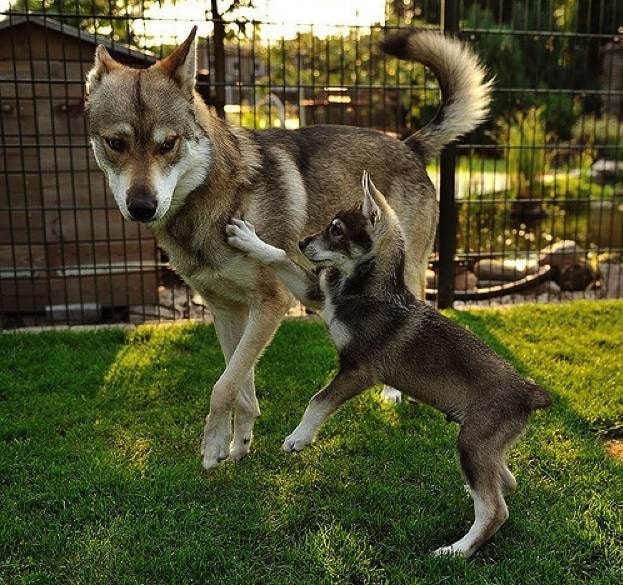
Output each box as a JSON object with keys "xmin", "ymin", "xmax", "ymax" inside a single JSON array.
[{"xmin": 1, "ymin": 0, "xmax": 622, "ymax": 328}]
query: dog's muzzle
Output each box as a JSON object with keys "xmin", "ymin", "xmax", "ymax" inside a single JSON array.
[{"xmin": 126, "ymin": 186, "xmax": 157, "ymax": 222}]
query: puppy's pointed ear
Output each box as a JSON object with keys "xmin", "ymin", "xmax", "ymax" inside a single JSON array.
[
  {"xmin": 156, "ymin": 26, "xmax": 197, "ymax": 96},
  {"xmin": 361, "ymin": 170, "xmax": 382, "ymax": 225},
  {"xmin": 85, "ymin": 45, "xmax": 123, "ymax": 96}
]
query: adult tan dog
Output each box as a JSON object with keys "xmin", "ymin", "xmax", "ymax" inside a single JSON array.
[{"xmin": 84, "ymin": 27, "xmax": 491, "ymax": 470}]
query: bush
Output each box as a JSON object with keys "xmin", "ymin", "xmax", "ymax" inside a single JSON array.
[
  {"xmin": 572, "ymin": 115, "xmax": 623, "ymax": 161},
  {"xmin": 499, "ymin": 107, "xmax": 549, "ymax": 197}
]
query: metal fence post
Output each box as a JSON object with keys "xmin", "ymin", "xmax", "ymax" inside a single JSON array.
[{"xmin": 437, "ymin": 0, "xmax": 459, "ymax": 309}]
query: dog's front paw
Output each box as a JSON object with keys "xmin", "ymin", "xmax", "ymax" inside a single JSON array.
[
  {"xmin": 201, "ymin": 415, "xmax": 232, "ymax": 470},
  {"xmin": 229, "ymin": 432, "xmax": 253, "ymax": 461},
  {"xmin": 282, "ymin": 426, "xmax": 314, "ymax": 453}
]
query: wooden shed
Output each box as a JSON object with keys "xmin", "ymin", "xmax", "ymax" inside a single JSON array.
[{"xmin": 0, "ymin": 16, "xmax": 160, "ymax": 323}]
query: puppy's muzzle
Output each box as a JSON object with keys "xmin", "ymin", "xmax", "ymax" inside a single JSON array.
[
  {"xmin": 298, "ymin": 235, "xmax": 314, "ymax": 253},
  {"xmin": 126, "ymin": 186, "xmax": 157, "ymax": 222}
]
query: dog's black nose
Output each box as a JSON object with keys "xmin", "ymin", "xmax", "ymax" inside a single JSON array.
[
  {"xmin": 299, "ymin": 236, "xmax": 313, "ymax": 252},
  {"xmin": 126, "ymin": 187, "xmax": 157, "ymax": 222}
]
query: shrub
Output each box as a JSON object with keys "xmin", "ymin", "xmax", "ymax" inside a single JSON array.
[
  {"xmin": 499, "ymin": 107, "xmax": 549, "ymax": 197},
  {"xmin": 572, "ymin": 115, "xmax": 623, "ymax": 161}
]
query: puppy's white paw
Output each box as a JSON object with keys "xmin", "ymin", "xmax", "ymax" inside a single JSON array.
[
  {"xmin": 226, "ymin": 219, "xmax": 260, "ymax": 254},
  {"xmin": 380, "ymin": 385, "xmax": 402, "ymax": 404},
  {"xmin": 226, "ymin": 219, "xmax": 283, "ymax": 265},
  {"xmin": 433, "ymin": 544, "xmax": 468, "ymax": 558},
  {"xmin": 282, "ymin": 427, "xmax": 314, "ymax": 453}
]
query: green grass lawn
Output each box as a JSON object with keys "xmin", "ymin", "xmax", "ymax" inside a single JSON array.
[{"xmin": 1, "ymin": 300, "xmax": 622, "ymax": 584}]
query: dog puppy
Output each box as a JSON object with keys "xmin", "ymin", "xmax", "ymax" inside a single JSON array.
[{"xmin": 225, "ymin": 171, "xmax": 550, "ymax": 557}]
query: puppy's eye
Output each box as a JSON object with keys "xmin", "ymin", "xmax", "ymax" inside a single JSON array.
[
  {"xmin": 105, "ymin": 137, "xmax": 126, "ymax": 152},
  {"xmin": 158, "ymin": 137, "xmax": 177, "ymax": 155},
  {"xmin": 329, "ymin": 221, "xmax": 343, "ymax": 238}
]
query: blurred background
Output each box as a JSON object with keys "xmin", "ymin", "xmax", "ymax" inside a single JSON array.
[{"xmin": 1, "ymin": 0, "xmax": 622, "ymax": 328}]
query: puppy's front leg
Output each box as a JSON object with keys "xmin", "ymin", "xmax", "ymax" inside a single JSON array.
[
  {"xmin": 283, "ymin": 367, "xmax": 372, "ymax": 452},
  {"xmin": 226, "ymin": 219, "xmax": 323, "ymax": 308}
]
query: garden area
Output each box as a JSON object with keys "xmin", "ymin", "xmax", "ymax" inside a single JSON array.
[{"xmin": 1, "ymin": 301, "xmax": 622, "ymax": 583}]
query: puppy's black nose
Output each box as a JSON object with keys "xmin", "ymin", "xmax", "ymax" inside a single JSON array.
[
  {"xmin": 126, "ymin": 186, "xmax": 157, "ymax": 222},
  {"xmin": 299, "ymin": 235, "xmax": 313, "ymax": 252}
]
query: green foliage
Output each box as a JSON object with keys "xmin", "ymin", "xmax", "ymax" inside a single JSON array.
[
  {"xmin": 1, "ymin": 302, "xmax": 622, "ymax": 583},
  {"xmin": 8, "ymin": 0, "xmax": 149, "ymax": 44},
  {"xmin": 499, "ymin": 106, "xmax": 549, "ymax": 196},
  {"xmin": 464, "ymin": 1, "xmax": 612, "ymax": 141},
  {"xmin": 573, "ymin": 115, "xmax": 623, "ymax": 162}
]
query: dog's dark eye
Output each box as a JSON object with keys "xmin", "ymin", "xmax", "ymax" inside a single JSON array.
[
  {"xmin": 105, "ymin": 137, "xmax": 126, "ymax": 152},
  {"xmin": 158, "ymin": 137, "xmax": 177, "ymax": 155},
  {"xmin": 329, "ymin": 221, "xmax": 343, "ymax": 238}
]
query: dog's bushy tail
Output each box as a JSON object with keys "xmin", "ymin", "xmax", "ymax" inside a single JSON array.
[{"xmin": 381, "ymin": 31, "xmax": 492, "ymax": 162}]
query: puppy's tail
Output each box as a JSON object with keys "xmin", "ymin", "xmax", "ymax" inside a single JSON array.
[{"xmin": 381, "ymin": 31, "xmax": 492, "ymax": 162}]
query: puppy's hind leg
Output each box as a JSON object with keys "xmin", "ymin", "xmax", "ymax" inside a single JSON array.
[
  {"xmin": 434, "ymin": 427, "xmax": 509, "ymax": 558},
  {"xmin": 500, "ymin": 464, "xmax": 517, "ymax": 497}
]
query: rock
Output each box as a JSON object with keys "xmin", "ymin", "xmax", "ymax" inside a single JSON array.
[
  {"xmin": 539, "ymin": 240, "xmax": 586, "ymax": 268},
  {"xmin": 555, "ymin": 263, "xmax": 596, "ymax": 291},
  {"xmin": 589, "ymin": 196, "xmax": 623, "ymax": 249},
  {"xmin": 531, "ymin": 279, "xmax": 562, "ymax": 295},
  {"xmin": 454, "ymin": 267, "xmax": 477, "ymax": 291},
  {"xmin": 590, "ymin": 159, "xmax": 623, "ymax": 185},
  {"xmin": 474, "ymin": 258, "xmax": 538, "ymax": 282},
  {"xmin": 45, "ymin": 302, "xmax": 100, "ymax": 324},
  {"xmin": 598, "ymin": 261, "xmax": 622, "ymax": 298}
]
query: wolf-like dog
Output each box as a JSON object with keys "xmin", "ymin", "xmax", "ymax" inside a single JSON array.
[
  {"xmin": 85, "ymin": 28, "xmax": 491, "ymax": 470},
  {"xmin": 225, "ymin": 171, "xmax": 551, "ymax": 557}
]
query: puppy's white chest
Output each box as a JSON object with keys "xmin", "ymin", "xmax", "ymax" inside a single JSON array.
[{"xmin": 322, "ymin": 297, "xmax": 351, "ymax": 350}]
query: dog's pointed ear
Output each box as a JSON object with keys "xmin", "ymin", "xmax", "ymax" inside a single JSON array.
[
  {"xmin": 361, "ymin": 170, "xmax": 382, "ymax": 225},
  {"xmin": 156, "ymin": 26, "xmax": 197, "ymax": 95},
  {"xmin": 85, "ymin": 45, "xmax": 123, "ymax": 96}
]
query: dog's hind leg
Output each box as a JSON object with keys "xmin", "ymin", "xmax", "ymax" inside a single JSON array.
[
  {"xmin": 283, "ymin": 368, "xmax": 372, "ymax": 452},
  {"xmin": 202, "ymin": 291, "xmax": 289, "ymax": 470},
  {"xmin": 434, "ymin": 426, "xmax": 509, "ymax": 557}
]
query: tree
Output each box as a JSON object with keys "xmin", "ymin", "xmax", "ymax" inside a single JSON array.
[{"xmin": 210, "ymin": 1, "xmax": 255, "ymax": 118}]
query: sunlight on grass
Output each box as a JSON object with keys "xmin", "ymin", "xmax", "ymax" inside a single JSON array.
[
  {"xmin": 112, "ymin": 429, "xmax": 152, "ymax": 474},
  {"xmin": 1, "ymin": 302, "xmax": 622, "ymax": 583},
  {"xmin": 306, "ymin": 522, "xmax": 387, "ymax": 583}
]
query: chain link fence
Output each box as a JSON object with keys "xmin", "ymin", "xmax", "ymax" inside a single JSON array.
[{"xmin": 1, "ymin": 0, "xmax": 621, "ymax": 328}]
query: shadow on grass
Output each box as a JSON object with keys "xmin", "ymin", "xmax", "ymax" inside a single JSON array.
[{"xmin": 1, "ymin": 316, "xmax": 622, "ymax": 584}]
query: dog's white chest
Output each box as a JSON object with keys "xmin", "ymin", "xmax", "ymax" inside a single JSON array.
[
  {"xmin": 186, "ymin": 256, "xmax": 259, "ymax": 305},
  {"xmin": 322, "ymin": 297, "xmax": 351, "ymax": 350}
]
